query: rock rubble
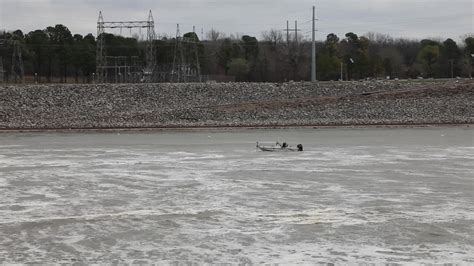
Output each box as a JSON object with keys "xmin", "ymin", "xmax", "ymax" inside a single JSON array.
[{"xmin": 0, "ymin": 80, "xmax": 472, "ymax": 129}]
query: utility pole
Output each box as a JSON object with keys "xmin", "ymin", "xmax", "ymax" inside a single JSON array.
[
  {"xmin": 283, "ymin": 20, "xmax": 300, "ymax": 45},
  {"xmin": 311, "ymin": 5, "xmax": 317, "ymax": 82},
  {"xmin": 295, "ymin": 20, "xmax": 298, "ymax": 43}
]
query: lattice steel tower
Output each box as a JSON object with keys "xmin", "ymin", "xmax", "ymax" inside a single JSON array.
[
  {"xmin": 0, "ymin": 39, "xmax": 24, "ymax": 83},
  {"xmin": 171, "ymin": 24, "xmax": 202, "ymax": 83},
  {"xmin": 96, "ymin": 11, "xmax": 156, "ymax": 83}
]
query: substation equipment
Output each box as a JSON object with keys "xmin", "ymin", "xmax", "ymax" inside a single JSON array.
[{"xmin": 96, "ymin": 11, "xmax": 157, "ymax": 83}]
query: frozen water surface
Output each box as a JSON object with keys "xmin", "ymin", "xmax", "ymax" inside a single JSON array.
[{"xmin": 0, "ymin": 127, "xmax": 473, "ymax": 263}]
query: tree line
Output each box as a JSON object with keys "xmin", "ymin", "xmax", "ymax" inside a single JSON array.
[{"xmin": 1, "ymin": 24, "xmax": 473, "ymax": 83}]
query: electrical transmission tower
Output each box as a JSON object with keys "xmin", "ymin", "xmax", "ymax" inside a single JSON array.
[
  {"xmin": 171, "ymin": 24, "xmax": 202, "ymax": 83},
  {"xmin": 96, "ymin": 10, "xmax": 156, "ymax": 83},
  {"xmin": 0, "ymin": 38, "xmax": 24, "ymax": 83},
  {"xmin": 311, "ymin": 5, "xmax": 318, "ymax": 82},
  {"xmin": 171, "ymin": 24, "xmax": 185, "ymax": 82},
  {"xmin": 11, "ymin": 41, "xmax": 24, "ymax": 83}
]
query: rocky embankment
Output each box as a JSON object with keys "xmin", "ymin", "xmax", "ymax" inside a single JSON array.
[{"xmin": 0, "ymin": 80, "xmax": 473, "ymax": 129}]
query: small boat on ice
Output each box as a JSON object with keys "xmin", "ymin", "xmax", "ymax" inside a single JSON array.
[{"xmin": 256, "ymin": 142, "xmax": 303, "ymax": 152}]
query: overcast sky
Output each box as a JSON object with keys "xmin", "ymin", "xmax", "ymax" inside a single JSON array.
[{"xmin": 1, "ymin": 0, "xmax": 473, "ymax": 42}]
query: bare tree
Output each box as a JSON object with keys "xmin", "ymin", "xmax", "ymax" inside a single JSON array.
[
  {"xmin": 261, "ymin": 29, "xmax": 283, "ymax": 48},
  {"xmin": 230, "ymin": 32, "xmax": 243, "ymax": 42},
  {"xmin": 364, "ymin": 32, "xmax": 394, "ymax": 46},
  {"xmin": 206, "ymin": 28, "xmax": 225, "ymax": 42}
]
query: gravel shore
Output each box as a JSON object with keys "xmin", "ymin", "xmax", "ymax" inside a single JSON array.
[{"xmin": 1, "ymin": 80, "xmax": 473, "ymax": 129}]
